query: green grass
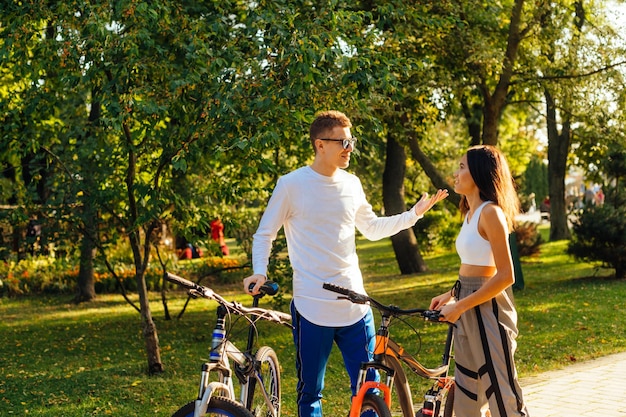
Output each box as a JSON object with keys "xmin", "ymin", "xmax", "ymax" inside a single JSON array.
[{"xmin": 2, "ymin": 229, "xmax": 625, "ymax": 416}]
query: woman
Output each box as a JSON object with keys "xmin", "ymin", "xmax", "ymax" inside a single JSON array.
[{"xmin": 430, "ymin": 145, "xmax": 530, "ymax": 417}]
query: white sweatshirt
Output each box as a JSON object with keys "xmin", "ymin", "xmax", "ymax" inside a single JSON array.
[{"xmin": 252, "ymin": 166, "xmax": 422, "ymax": 326}]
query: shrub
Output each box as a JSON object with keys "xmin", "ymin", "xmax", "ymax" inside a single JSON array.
[
  {"xmin": 0, "ymin": 253, "xmax": 246, "ymax": 297},
  {"xmin": 0, "ymin": 256, "xmax": 78, "ymax": 296},
  {"xmin": 515, "ymin": 222, "xmax": 543, "ymax": 258},
  {"xmin": 175, "ymin": 256, "xmax": 248, "ymax": 285},
  {"xmin": 568, "ymin": 146, "xmax": 626, "ymax": 279},
  {"xmin": 568, "ymin": 204, "xmax": 626, "ymax": 279},
  {"xmin": 412, "ymin": 208, "xmax": 458, "ymax": 254}
]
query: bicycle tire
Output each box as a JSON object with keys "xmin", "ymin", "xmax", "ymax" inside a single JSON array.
[
  {"xmin": 442, "ymin": 382, "xmax": 455, "ymax": 417},
  {"xmin": 358, "ymin": 393, "xmax": 393, "ymax": 417},
  {"xmin": 171, "ymin": 396, "xmax": 255, "ymax": 417},
  {"xmin": 245, "ymin": 346, "xmax": 281, "ymax": 417},
  {"xmin": 382, "ymin": 353, "xmax": 415, "ymax": 417}
]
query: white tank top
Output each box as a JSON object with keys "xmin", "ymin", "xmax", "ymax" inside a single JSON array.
[{"xmin": 455, "ymin": 201, "xmax": 496, "ymax": 267}]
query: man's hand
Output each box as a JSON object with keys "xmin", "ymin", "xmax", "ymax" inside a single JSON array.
[
  {"xmin": 413, "ymin": 189, "xmax": 449, "ymax": 217},
  {"xmin": 243, "ymin": 274, "xmax": 267, "ymax": 295}
]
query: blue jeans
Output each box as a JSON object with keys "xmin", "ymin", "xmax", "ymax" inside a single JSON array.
[{"xmin": 291, "ymin": 301, "xmax": 377, "ymax": 417}]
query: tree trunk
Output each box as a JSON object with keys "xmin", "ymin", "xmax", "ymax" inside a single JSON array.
[
  {"xmin": 383, "ymin": 133, "xmax": 427, "ymax": 274},
  {"xmin": 75, "ymin": 209, "xmax": 97, "ymax": 302},
  {"xmin": 130, "ymin": 228, "xmax": 164, "ymax": 374},
  {"xmin": 136, "ymin": 267, "xmax": 164, "ymax": 374},
  {"xmin": 407, "ymin": 136, "xmax": 459, "ymax": 208},
  {"xmin": 545, "ymin": 89, "xmax": 571, "ymax": 241},
  {"xmin": 75, "ymin": 91, "xmax": 101, "ymax": 301},
  {"xmin": 461, "ymin": 99, "xmax": 483, "ymax": 146},
  {"xmin": 481, "ymin": 0, "xmax": 526, "ymax": 146},
  {"xmin": 124, "ymin": 125, "xmax": 163, "ymax": 374}
]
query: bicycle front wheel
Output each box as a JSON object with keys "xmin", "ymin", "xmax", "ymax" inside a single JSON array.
[
  {"xmin": 442, "ymin": 382, "xmax": 455, "ymax": 417},
  {"xmin": 245, "ymin": 346, "xmax": 281, "ymax": 417},
  {"xmin": 171, "ymin": 396, "xmax": 255, "ymax": 417},
  {"xmin": 358, "ymin": 393, "xmax": 392, "ymax": 417}
]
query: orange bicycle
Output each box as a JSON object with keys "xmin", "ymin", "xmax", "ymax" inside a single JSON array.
[{"xmin": 323, "ymin": 282, "xmax": 455, "ymax": 417}]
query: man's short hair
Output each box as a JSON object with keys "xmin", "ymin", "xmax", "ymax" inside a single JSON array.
[{"xmin": 309, "ymin": 110, "xmax": 352, "ymax": 151}]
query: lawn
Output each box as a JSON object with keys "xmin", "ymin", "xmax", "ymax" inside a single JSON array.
[{"xmin": 1, "ymin": 230, "xmax": 625, "ymax": 416}]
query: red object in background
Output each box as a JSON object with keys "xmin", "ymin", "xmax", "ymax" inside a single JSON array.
[
  {"xmin": 210, "ymin": 219, "xmax": 229, "ymax": 256},
  {"xmin": 179, "ymin": 244, "xmax": 202, "ymax": 260}
]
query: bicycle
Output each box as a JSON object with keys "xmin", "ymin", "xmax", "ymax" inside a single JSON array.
[
  {"xmin": 323, "ymin": 282, "xmax": 456, "ymax": 417},
  {"xmin": 165, "ymin": 272, "xmax": 292, "ymax": 417}
]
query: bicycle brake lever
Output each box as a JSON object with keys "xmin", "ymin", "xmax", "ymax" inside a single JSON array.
[
  {"xmin": 423, "ymin": 310, "xmax": 443, "ymax": 322},
  {"xmin": 188, "ymin": 289, "xmax": 202, "ymax": 299},
  {"xmin": 338, "ymin": 295, "xmax": 369, "ymax": 305},
  {"xmin": 424, "ymin": 310, "xmax": 457, "ymax": 327}
]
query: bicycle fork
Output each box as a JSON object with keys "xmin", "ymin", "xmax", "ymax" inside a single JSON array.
[
  {"xmin": 420, "ymin": 325, "xmax": 455, "ymax": 417},
  {"xmin": 193, "ymin": 305, "xmax": 243, "ymax": 416},
  {"xmin": 349, "ymin": 315, "xmax": 395, "ymax": 417},
  {"xmin": 350, "ymin": 363, "xmax": 394, "ymax": 417}
]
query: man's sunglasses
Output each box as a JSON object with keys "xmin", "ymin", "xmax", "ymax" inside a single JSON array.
[{"xmin": 318, "ymin": 138, "xmax": 358, "ymax": 149}]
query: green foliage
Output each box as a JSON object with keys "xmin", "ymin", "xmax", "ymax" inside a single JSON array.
[
  {"xmin": 1, "ymin": 0, "xmax": 622, "ymax": 268},
  {"xmin": 412, "ymin": 207, "xmax": 459, "ymax": 254},
  {"xmin": 0, "ymin": 254, "xmax": 247, "ymax": 297},
  {"xmin": 0, "ymin": 256, "xmax": 77, "ymax": 296},
  {"xmin": 521, "ymin": 155, "xmax": 549, "ymax": 205},
  {"xmin": 568, "ymin": 147, "xmax": 626, "ymax": 279},
  {"xmin": 568, "ymin": 204, "xmax": 626, "ymax": 279}
]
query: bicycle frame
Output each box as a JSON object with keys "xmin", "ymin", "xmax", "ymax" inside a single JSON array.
[
  {"xmin": 322, "ymin": 282, "xmax": 455, "ymax": 417},
  {"xmin": 379, "ymin": 324, "xmax": 455, "ymax": 417},
  {"xmin": 193, "ymin": 338, "xmax": 261, "ymax": 415},
  {"xmin": 165, "ymin": 272, "xmax": 291, "ymax": 417},
  {"xmin": 194, "ymin": 302, "xmax": 279, "ymax": 417},
  {"xmin": 349, "ymin": 314, "xmax": 454, "ymax": 417}
]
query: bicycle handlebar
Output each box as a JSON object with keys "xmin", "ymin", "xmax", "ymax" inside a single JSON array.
[
  {"xmin": 165, "ymin": 272, "xmax": 292, "ymax": 326},
  {"xmin": 323, "ymin": 282, "xmax": 443, "ymax": 322}
]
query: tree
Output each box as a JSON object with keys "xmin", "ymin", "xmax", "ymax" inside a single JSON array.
[
  {"xmin": 0, "ymin": 1, "xmax": 382, "ymax": 372},
  {"xmin": 413, "ymin": 0, "xmax": 532, "ymax": 147},
  {"xmin": 531, "ymin": 0, "xmax": 626, "ymax": 240},
  {"xmin": 334, "ymin": 3, "xmax": 460, "ymax": 273},
  {"xmin": 4, "ymin": 0, "xmax": 626, "ymax": 370},
  {"xmin": 366, "ymin": 0, "xmax": 625, "ymax": 247},
  {"xmin": 382, "ymin": 133, "xmax": 428, "ymax": 272},
  {"xmin": 1, "ymin": 1, "xmax": 260, "ymax": 373}
]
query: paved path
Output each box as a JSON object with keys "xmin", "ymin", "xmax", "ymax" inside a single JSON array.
[{"xmin": 521, "ymin": 351, "xmax": 626, "ymax": 416}]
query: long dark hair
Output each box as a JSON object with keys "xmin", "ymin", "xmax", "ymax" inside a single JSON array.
[{"xmin": 459, "ymin": 145, "xmax": 520, "ymax": 232}]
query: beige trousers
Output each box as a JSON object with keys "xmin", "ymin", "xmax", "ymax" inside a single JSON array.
[{"xmin": 452, "ymin": 276, "xmax": 530, "ymax": 417}]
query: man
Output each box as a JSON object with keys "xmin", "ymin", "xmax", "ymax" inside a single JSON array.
[{"xmin": 243, "ymin": 110, "xmax": 448, "ymax": 417}]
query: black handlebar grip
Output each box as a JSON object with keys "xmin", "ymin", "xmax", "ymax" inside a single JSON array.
[
  {"xmin": 248, "ymin": 281, "xmax": 280, "ymax": 296},
  {"xmin": 322, "ymin": 282, "xmax": 351, "ymax": 296},
  {"xmin": 165, "ymin": 272, "xmax": 200, "ymax": 291},
  {"xmin": 261, "ymin": 281, "xmax": 279, "ymax": 296}
]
